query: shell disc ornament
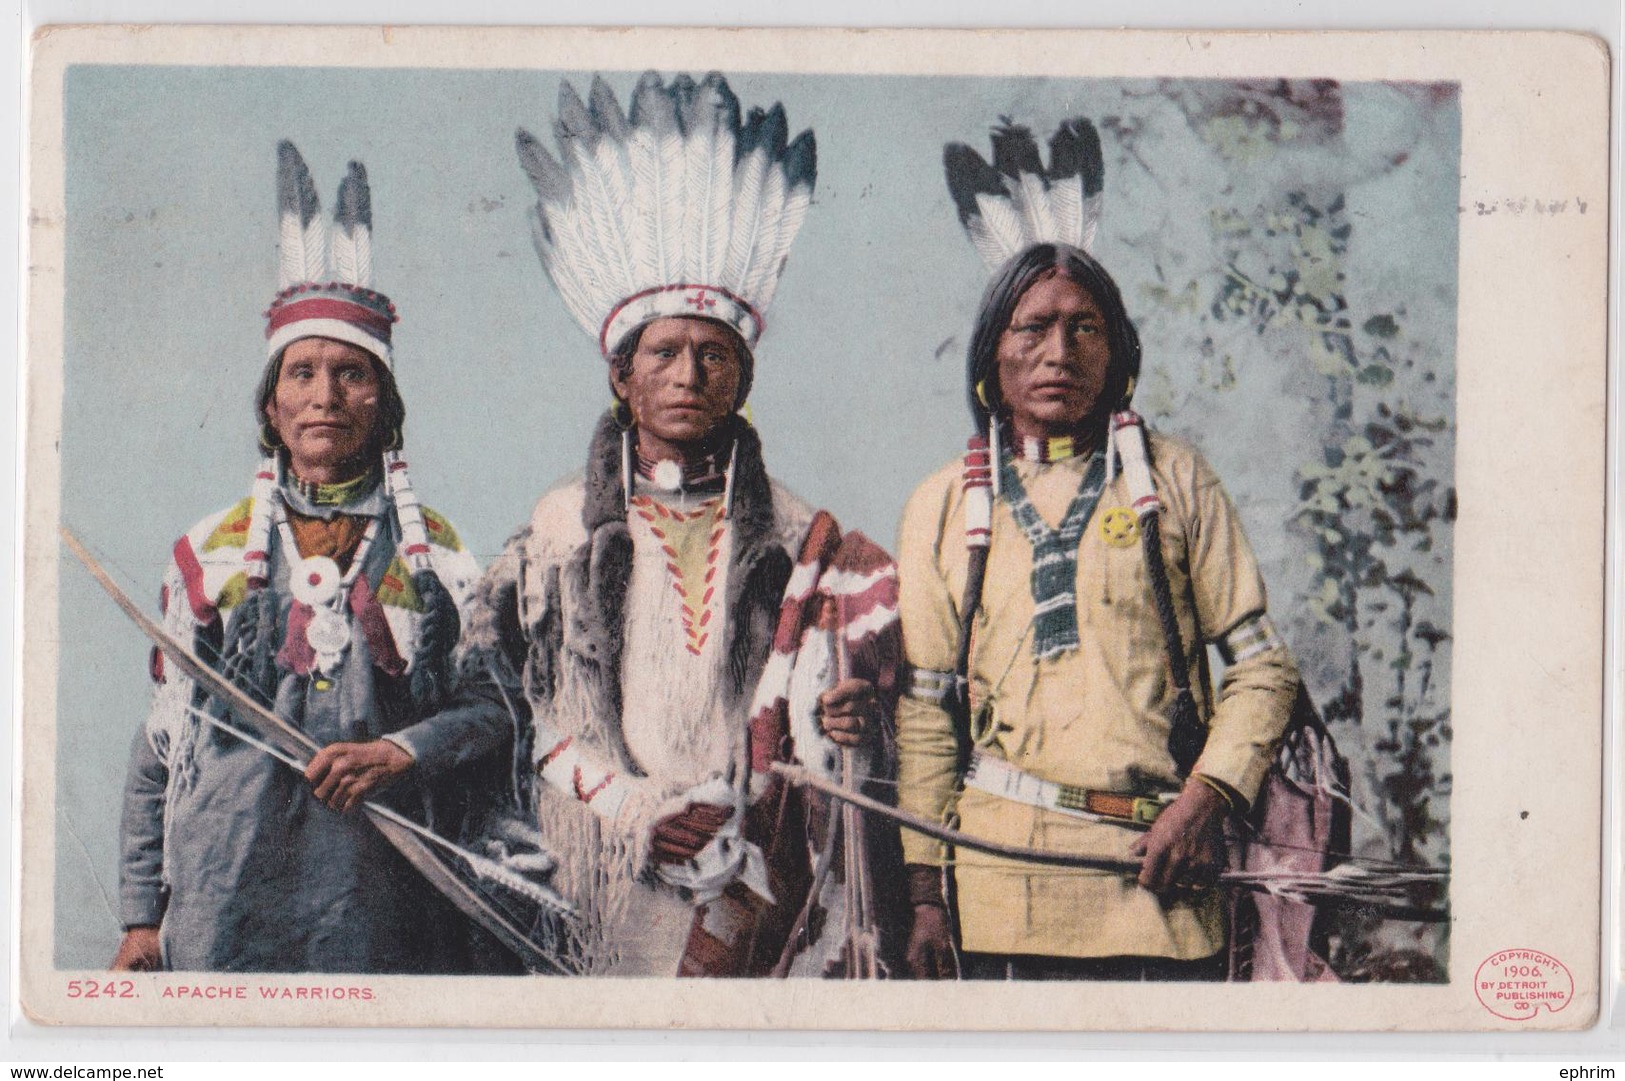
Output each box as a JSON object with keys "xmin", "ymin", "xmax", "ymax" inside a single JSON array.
[
  {"xmin": 306, "ymin": 608, "xmax": 352, "ymax": 656},
  {"xmin": 652, "ymin": 459, "xmax": 683, "ymax": 491},
  {"xmin": 290, "ymin": 555, "xmax": 343, "ymax": 606},
  {"xmin": 306, "ymin": 607, "xmax": 353, "ymax": 675}
]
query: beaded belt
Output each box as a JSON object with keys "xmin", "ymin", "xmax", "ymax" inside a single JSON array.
[{"xmin": 963, "ymin": 751, "xmax": 1174, "ymax": 829}]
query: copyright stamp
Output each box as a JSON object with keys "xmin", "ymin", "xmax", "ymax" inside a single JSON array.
[{"xmin": 1474, "ymin": 948, "xmax": 1573, "ymax": 1020}]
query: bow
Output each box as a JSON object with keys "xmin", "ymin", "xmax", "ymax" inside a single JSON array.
[
  {"xmin": 771, "ymin": 762, "xmax": 1450, "ymax": 923},
  {"xmin": 62, "ymin": 526, "xmax": 579, "ymax": 972}
]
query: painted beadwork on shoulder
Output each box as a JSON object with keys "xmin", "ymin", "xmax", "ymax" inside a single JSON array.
[
  {"xmin": 418, "ymin": 506, "xmax": 463, "ymax": 552},
  {"xmin": 375, "ymin": 554, "xmax": 424, "ymax": 612},
  {"xmin": 199, "ymin": 497, "xmax": 255, "ymax": 553}
]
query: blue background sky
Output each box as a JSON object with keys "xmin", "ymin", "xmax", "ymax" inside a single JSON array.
[{"xmin": 53, "ymin": 65, "xmax": 1459, "ymax": 967}]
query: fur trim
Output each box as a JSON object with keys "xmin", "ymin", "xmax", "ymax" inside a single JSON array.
[
  {"xmin": 786, "ymin": 624, "xmax": 841, "ymax": 781},
  {"xmin": 454, "ymin": 413, "xmax": 820, "ymax": 974},
  {"xmin": 566, "ymin": 410, "xmax": 796, "ymax": 772}
]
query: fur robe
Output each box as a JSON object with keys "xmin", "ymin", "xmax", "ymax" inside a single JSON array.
[{"xmin": 458, "ymin": 413, "xmax": 898, "ymax": 975}]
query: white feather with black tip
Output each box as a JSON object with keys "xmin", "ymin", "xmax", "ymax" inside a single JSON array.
[
  {"xmin": 738, "ymin": 158, "xmax": 785, "ymax": 305},
  {"xmin": 330, "ymin": 161, "xmax": 373, "ymax": 288},
  {"xmin": 701, "ymin": 91, "xmax": 737, "ymax": 287},
  {"xmin": 529, "ymin": 209, "xmax": 598, "ymax": 335},
  {"xmin": 760, "ymin": 182, "xmax": 811, "ymax": 312},
  {"xmin": 579, "ymin": 136, "xmax": 639, "ymax": 299},
  {"xmin": 277, "ymin": 141, "xmax": 326, "ymax": 290},
  {"xmin": 944, "ymin": 117, "xmax": 1107, "ymax": 272},
  {"xmin": 723, "ymin": 141, "xmax": 769, "ymax": 295},
  {"xmin": 1079, "ymin": 192, "xmax": 1103, "ymax": 252}
]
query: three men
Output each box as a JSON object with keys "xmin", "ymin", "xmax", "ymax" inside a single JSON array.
[
  {"xmin": 110, "ymin": 95, "xmax": 1301, "ymax": 983},
  {"xmin": 115, "ymin": 144, "xmax": 493, "ymax": 973},
  {"xmin": 895, "ymin": 120, "xmax": 1301, "ymax": 979}
]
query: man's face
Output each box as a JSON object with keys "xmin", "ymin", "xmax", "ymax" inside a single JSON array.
[
  {"xmin": 611, "ymin": 317, "xmax": 744, "ymax": 457},
  {"xmin": 268, "ymin": 336, "xmax": 383, "ymax": 481},
  {"xmin": 994, "ymin": 271, "xmax": 1113, "ymax": 440}
]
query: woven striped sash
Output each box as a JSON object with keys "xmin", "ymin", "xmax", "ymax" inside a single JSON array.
[{"xmin": 999, "ymin": 450, "xmax": 1107, "ymax": 660}]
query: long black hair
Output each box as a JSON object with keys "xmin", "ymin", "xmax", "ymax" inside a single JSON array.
[
  {"xmin": 965, "ymin": 242, "xmax": 1141, "ymax": 434},
  {"xmin": 254, "ymin": 340, "xmax": 407, "ymax": 457}
]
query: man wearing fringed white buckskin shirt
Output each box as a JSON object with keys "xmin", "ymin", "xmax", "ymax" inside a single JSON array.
[{"xmin": 435, "ymin": 72, "xmax": 909, "ymax": 977}]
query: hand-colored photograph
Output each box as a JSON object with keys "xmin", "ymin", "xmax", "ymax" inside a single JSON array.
[{"xmin": 21, "ymin": 27, "xmax": 1606, "ymax": 1030}]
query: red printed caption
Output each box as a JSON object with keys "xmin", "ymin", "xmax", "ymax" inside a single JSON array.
[
  {"xmin": 65, "ymin": 980, "xmax": 136, "ymax": 999},
  {"xmin": 1474, "ymin": 948, "xmax": 1573, "ymax": 1020},
  {"xmin": 159, "ymin": 985, "xmax": 375, "ymax": 1001},
  {"xmin": 64, "ymin": 980, "xmax": 376, "ymax": 1003}
]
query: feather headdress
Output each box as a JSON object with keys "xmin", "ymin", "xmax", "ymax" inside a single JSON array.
[
  {"xmin": 944, "ymin": 118, "xmax": 1104, "ymax": 272},
  {"xmin": 517, "ymin": 72, "xmax": 817, "ymax": 357},
  {"xmin": 253, "ymin": 142, "xmax": 439, "ymax": 591},
  {"xmin": 265, "ymin": 141, "xmax": 398, "ymax": 368}
]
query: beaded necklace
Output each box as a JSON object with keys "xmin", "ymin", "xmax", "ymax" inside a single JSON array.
[
  {"xmin": 636, "ymin": 448, "xmax": 729, "ymax": 492},
  {"xmin": 287, "ymin": 464, "xmax": 380, "ymax": 507},
  {"xmin": 1016, "ymin": 432, "xmax": 1096, "ymax": 465},
  {"xmin": 274, "ymin": 496, "xmax": 380, "ymax": 677},
  {"xmin": 998, "ymin": 449, "xmax": 1107, "ymax": 661}
]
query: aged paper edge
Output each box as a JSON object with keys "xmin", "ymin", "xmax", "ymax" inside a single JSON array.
[{"xmin": 19, "ymin": 25, "xmax": 1612, "ymax": 1030}]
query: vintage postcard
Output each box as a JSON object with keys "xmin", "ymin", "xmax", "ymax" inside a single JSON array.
[{"xmin": 19, "ymin": 26, "xmax": 1609, "ymax": 1029}]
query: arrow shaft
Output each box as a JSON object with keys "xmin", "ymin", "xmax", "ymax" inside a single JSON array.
[{"xmin": 771, "ymin": 762, "xmax": 1451, "ymax": 922}]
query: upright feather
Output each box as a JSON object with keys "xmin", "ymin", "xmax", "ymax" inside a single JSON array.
[
  {"xmin": 590, "ymin": 137, "xmax": 637, "ymax": 295},
  {"xmin": 556, "ymin": 81, "xmax": 637, "ymax": 299},
  {"xmin": 554, "ymin": 80, "xmax": 599, "ymax": 152},
  {"xmin": 528, "ymin": 207, "xmax": 598, "ymax": 334},
  {"xmin": 723, "ymin": 107, "xmax": 769, "ymax": 292},
  {"xmin": 667, "ymin": 73, "xmax": 699, "ymax": 133},
  {"xmin": 664, "ymin": 73, "xmax": 701, "ymax": 283},
  {"xmin": 1080, "ymin": 192, "xmax": 1104, "ymax": 252},
  {"xmin": 695, "ymin": 74, "xmax": 740, "ymax": 286},
  {"xmin": 728, "ymin": 104, "xmax": 788, "ymax": 299},
  {"xmin": 331, "ymin": 161, "xmax": 373, "ymax": 288},
  {"xmin": 516, "ymin": 127, "xmax": 573, "ymax": 208},
  {"xmin": 276, "ymin": 141, "xmax": 325, "ymax": 288},
  {"xmin": 964, "ymin": 218, "xmax": 1014, "ymax": 271},
  {"xmin": 517, "ymin": 126, "xmax": 601, "ymax": 318},
  {"xmin": 1047, "ymin": 117, "xmax": 1104, "ymax": 197},
  {"xmin": 1047, "ymin": 118, "xmax": 1104, "ymax": 252},
  {"xmin": 628, "ymin": 72, "xmax": 684, "ymax": 289},
  {"xmin": 756, "ymin": 128, "xmax": 816, "ymax": 311},
  {"xmin": 587, "ymin": 74, "xmax": 631, "ymax": 144},
  {"xmin": 972, "ymin": 192, "xmax": 1027, "ymax": 267},
  {"xmin": 1047, "ymin": 174, "xmax": 1085, "ymax": 249},
  {"xmin": 743, "ymin": 159, "xmax": 786, "ymax": 304},
  {"xmin": 989, "ymin": 122, "xmax": 1043, "ymax": 181},
  {"xmin": 1015, "ymin": 171, "xmax": 1056, "ymax": 250},
  {"xmin": 677, "ymin": 79, "xmax": 715, "ymax": 285},
  {"xmin": 991, "ymin": 124, "xmax": 1051, "ymax": 252}
]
